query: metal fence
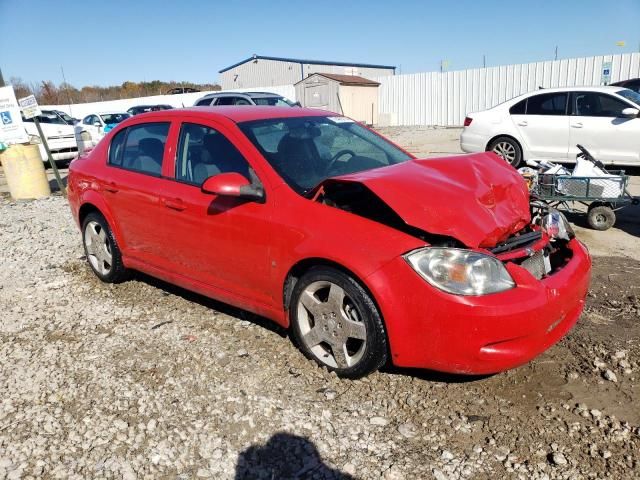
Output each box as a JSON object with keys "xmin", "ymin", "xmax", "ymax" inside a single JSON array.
[{"xmin": 374, "ymin": 53, "xmax": 640, "ymax": 127}]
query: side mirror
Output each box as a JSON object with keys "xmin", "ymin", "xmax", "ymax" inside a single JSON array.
[
  {"xmin": 201, "ymin": 172, "xmax": 265, "ymax": 202},
  {"xmin": 621, "ymin": 107, "xmax": 639, "ymax": 118}
]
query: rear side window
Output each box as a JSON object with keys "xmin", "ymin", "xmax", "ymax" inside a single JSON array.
[
  {"xmin": 108, "ymin": 123, "xmax": 169, "ymax": 176},
  {"xmin": 509, "ymin": 99, "xmax": 526, "ymax": 114},
  {"xmin": 108, "ymin": 129, "xmax": 127, "ymax": 166},
  {"xmin": 196, "ymin": 98, "xmax": 212, "ymax": 106},
  {"xmin": 526, "ymin": 93, "xmax": 568, "ymax": 115}
]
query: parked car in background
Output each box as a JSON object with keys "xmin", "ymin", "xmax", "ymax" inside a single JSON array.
[
  {"xmin": 67, "ymin": 106, "xmax": 591, "ymax": 379},
  {"xmin": 611, "ymin": 77, "xmax": 640, "ymax": 93},
  {"xmin": 75, "ymin": 112, "xmax": 131, "ymax": 153},
  {"xmin": 194, "ymin": 91, "xmax": 297, "ymax": 107},
  {"xmin": 461, "ymin": 86, "xmax": 640, "ymax": 166},
  {"xmin": 52, "ymin": 110, "xmax": 80, "ymax": 125},
  {"xmin": 21, "ymin": 110, "xmax": 78, "ymax": 164},
  {"xmin": 127, "ymin": 104, "xmax": 174, "ymax": 116},
  {"xmin": 167, "ymin": 87, "xmax": 200, "ymax": 94}
]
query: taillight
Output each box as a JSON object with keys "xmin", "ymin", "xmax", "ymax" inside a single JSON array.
[{"xmin": 464, "ymin": 117, "xmax": 473, "ymax": 127}]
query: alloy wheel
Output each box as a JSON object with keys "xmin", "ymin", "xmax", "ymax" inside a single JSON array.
[
  {"xmin": 492, "ymin": 141, "xmax": 517, "ymax": 164},
  {"xmin": 84, "ymin": 220, "xmax": 113, "ymax": 276},
  {"xmin": 296, "ymin": 280, "xmax": 367, "ymax": 369}
]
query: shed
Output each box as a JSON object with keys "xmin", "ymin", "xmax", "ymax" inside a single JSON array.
[{"xmin": 295, "ymin": 73, "xmax": 380, "ymax": 125}]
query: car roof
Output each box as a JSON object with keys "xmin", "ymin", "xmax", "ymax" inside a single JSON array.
[
  {"xmin": 520, "ymin": 85, "xmax": 627, "ymax": 96},
  {"xmin": 130, "ymin": 106, "xmax": 334, "ymax": 123},
  {"xmin": 200, "ymin": 91, "xmax": 282, "ymax": 99}
]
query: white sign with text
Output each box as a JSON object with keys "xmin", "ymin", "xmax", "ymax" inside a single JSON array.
[{"xmin": 0, "ymin": 86, "xmax": 29, "ymax": 145}]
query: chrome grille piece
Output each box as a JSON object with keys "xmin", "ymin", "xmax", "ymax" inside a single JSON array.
[{"xmin": 521, "ymin": 250, "xmax": 546, "ymax": 280}]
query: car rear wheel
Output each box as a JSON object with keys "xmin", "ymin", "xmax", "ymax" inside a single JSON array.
[
  {"xmin": 488, "ymin": 136, "xmax": 522, "ymax": 167},
  {"xmin": 290, "ymin": 267, "xmax": 388, "ymax": 379},
  {"xmin": 82, "ymin": 212, "xmax": 128, "ymax": 283}
]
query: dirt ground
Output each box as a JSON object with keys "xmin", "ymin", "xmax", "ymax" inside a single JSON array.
[{"xmin": 0, "ymin": 128, "xmax": 639, "ymax": 479}]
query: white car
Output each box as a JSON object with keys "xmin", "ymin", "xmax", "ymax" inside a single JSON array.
[
  {"xmin": 461, "ymin": 86, "xmax": 640, "ymax": 166},
  {"xmin": 22, "ymin": 110, "xmax": 79, "ymax": 163},
  {"xmin": 75, "ymin": 112, "xmax": 131, "ymax": 153}
]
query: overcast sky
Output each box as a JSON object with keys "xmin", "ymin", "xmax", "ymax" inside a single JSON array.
[{"xmin": 1, "ymin": 0, "xmax": 639, "ymax": 87}]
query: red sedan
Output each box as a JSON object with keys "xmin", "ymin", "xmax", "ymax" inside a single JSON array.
[{"xmin": 67, "ymin": 107, "xmax": 591, "ymax": 378}]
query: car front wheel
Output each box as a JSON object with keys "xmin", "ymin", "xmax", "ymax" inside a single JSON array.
[
  {"xmin": 82, "ymin": 212, "xmax": 128, "ymax": 283},
  {"xmin": 488, "ymin": 136, "xmax": 522, "ymax": 167},
  {"xmin": 290, "ymin": 266, "xmax": 388, "ymax": 379}
]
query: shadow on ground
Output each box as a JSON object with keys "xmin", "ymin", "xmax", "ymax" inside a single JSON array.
[{"xmin": 234, "ymin": 433, "xmax": 354, "ymax": 480}]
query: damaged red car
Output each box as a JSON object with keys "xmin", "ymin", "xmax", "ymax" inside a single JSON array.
[{"xmin": 67, "ymin": 107, "xmax": 591, "ymax": 378}]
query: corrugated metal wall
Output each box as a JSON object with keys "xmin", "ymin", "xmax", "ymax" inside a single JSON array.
[
  {"xmin": 220, "ymin": 58, "xmax": 394, "ymax": 89},
  {"xmin": 375, "ymin": 53, "xmax": 640, "ymax": 126}
]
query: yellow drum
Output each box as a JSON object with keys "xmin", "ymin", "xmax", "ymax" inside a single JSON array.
[{"xmin": 0, "ymin": 144, "xmax": 51, "ymax": 200}]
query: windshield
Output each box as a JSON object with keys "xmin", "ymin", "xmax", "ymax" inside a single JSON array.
[
  {"xmin": 239, "ymin": 116, "xmax": 412, "ymax": 194},
  {"xmin": 56, "ymin": 111, "xmax": 75, "ymax": 124},
  {"xmin": 21, "ymin": 111, "xmax": 68, "ymax": 125},
  {"xmin": 100, "ymin": 113, "xmax": 130, "ymax": 124},
  {"xmin": 616, "ymin": 88, "xmax": 640, "ymax": 106},
  {"xmin": 252, "ymin": 96, "xmax": 295, "ymax": 107}
]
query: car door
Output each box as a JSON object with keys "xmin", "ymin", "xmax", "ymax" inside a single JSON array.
[
  {"xmin": 100, "ymin": 120, "xmax": 176, "ymax": 269},
  {"xmin": 159, "ymin": 118, "xmax": 274, "ymax": 306},
  {"xmin": 568, "ymin": 91, "xmax": 640, "ymax": 165},
  {"xmin": 82, "ymin": 114, "xmax": 103, "ymax": 142},
  {"xmin": 510, "ymin": 92, "xmax": 570, "ymax": 161}
]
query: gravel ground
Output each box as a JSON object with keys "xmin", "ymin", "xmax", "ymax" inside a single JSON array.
[{"xmin": 1, "ymin": 192, "xmax": 639, "ymax": 480}]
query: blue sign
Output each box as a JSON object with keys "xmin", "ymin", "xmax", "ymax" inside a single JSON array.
[{"xmin": 0, "ymin": 111, "xmax": 12, "ymax": 125}]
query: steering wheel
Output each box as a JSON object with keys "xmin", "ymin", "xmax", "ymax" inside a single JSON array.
[{"xmin": 325, "ymin": 149, "xmax": 356, "ymax": 175}]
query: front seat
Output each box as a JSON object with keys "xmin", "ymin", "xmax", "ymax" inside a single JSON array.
[{"xmin": 276, "ymin": 132, "xmax": 322, "ymax": 180}]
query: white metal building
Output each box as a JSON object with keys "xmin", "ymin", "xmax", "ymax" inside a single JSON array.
[{"xmin": 219, "ymin": 55, "xmax": 395, "ymax": 89}]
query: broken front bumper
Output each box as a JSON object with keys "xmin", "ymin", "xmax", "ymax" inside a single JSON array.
[{"xmin": 366, "ymin": 238, "xmax": 591, "ymax": 374}]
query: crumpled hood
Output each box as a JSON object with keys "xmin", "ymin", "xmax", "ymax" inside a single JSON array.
[{"xmin": 321, "ymin": 153, "xmax": 531, "ymax": 248}]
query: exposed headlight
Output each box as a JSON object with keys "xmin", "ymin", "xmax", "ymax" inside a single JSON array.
[
  {"xmin": 541, "ymin": 209, "xmax": 574, "ymax": 241},
  {"xmin": 29, "ymin": 134, "xmax": 42, "ymax": 144},
  {"xmin": 404, "ymin": 247, "xmax": 515, "ymax": 296}
]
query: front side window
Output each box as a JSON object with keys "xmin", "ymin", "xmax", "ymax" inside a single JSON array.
[
  {"xmin": 175, "ymin": 123, "xmax": 250, "ymax": 185},
  {"xmin": 83, "ymin": 115, "xmax": 99, "ymax": 126},
  {"xmin": 571, "ymin": 92, "xmax": 631, "ymax": 117},
  {"xmin": 526, "ymin": 93, "xmax": 568, "ymax": 115},
  {"xmin": 109, "ymin": 123, "xmax": 169, "ymax": 175},
  {"xmin": 196, "ymin": 98, "xmax": 212, "ymax": 106},
  {"xmin": 239, "ymin": 116, "xmax": 412, "ymax": 194}
]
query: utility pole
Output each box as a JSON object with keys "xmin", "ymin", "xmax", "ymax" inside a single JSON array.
[
  {"xmin": 483, "ymin": 55, "xmax": 486, "ymax": 68},
  {"xmin": 60, "ymin": 66, "xmax": 74, "ymax": 116},
  {"xmin": 0, "ymin": 68, "xmax": 5, "ymax": 87},
  {"xmin": 554, "ymin": 46, "xmax": 558, "ymax": 60}
]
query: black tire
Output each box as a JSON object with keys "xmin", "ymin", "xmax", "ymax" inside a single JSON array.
[
  {"xmin": 487, "ymin": 136, "xmax": 522, "ymax": 167},
  {"xmin": 587, "ymin": 205, "xmax": 615, "ymax": 231},
  {"xmin": 289, "ymin": 266, "xmax": 388, "ymax": 379},
  {"xmin": 81, "ymin": 212, "xmax": 128, "ymax": 283}
]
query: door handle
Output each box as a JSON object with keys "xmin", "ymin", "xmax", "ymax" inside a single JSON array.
[
  {"xmin": 162, "ymin": 198, "xmax": 186, "ymax": 211},
  {"xmin": 104, "ymin": 182, "xmax": 119, "ymax": 193},
  {"xmin": 571, "ymin": 122, "xmax": 583, "ymax": 128},
  {"xmin": 517, "ymin": 120, "xmax": 528, "ymax": 126}
]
